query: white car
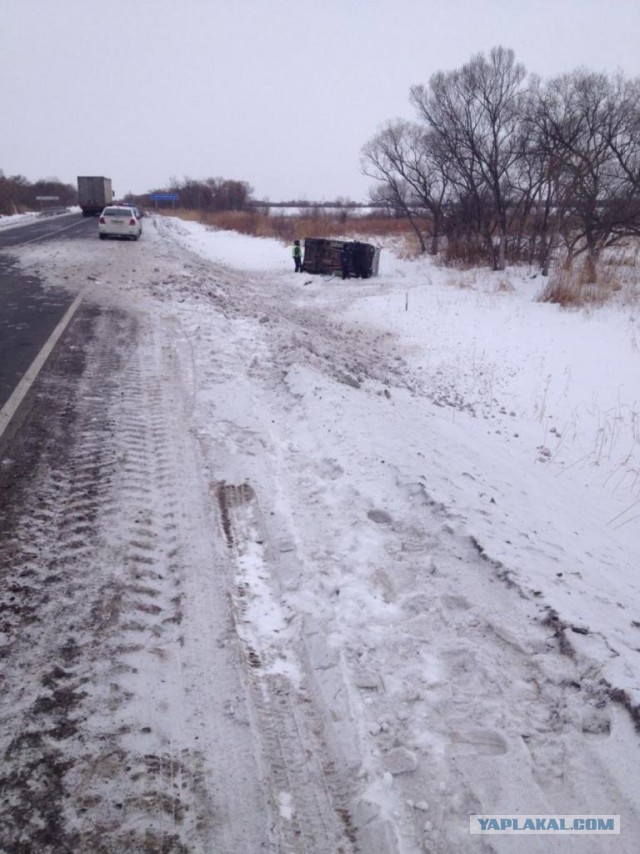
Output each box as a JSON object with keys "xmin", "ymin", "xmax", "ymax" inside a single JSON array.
[{"xmin": 98, "ymin": 206, "xmax": 142, "ymax": 241}]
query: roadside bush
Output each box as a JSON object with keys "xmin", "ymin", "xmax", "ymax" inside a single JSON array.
[
  {"xmin": 441, "ymin": 238, "xmax": 492, "ymax": 269},
  {"xmin": 537, "ymin": 259, "xmax": 625, "ymax": 307}
]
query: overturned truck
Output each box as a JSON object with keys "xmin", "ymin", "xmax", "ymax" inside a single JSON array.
[{"xmin": 302, "ymin": 238, "xmax": 380, "ymax": 278}]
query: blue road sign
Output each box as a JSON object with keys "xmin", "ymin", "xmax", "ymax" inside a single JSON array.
[{"xmin": 149, "ymin": 193, "xmax": 179, "ymax": 201}]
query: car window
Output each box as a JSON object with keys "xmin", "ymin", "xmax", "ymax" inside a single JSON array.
[{"xmin": 103, "ymin": 207, "xmax": 131, "ymax": 216}]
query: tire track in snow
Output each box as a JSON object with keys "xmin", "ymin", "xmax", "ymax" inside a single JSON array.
[
  {"xmin": 282, "ymin": 458, "xmax": 640, "ymax": 852},
  {"xmin": 216, "ymin": 481, "xmax": 360, "ymax": 854},
  {"xmin": 13, "ymin": 220, "xmax": 639, "ymax": 851},
  {"xmin": 0, "ymin": 305, "xmax": 270, "ymax": 852}
]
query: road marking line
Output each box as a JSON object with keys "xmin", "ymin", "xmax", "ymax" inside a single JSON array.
[
  {"xmin": 9, "ymin": 219, "xmax": 90, "ymax": 247},
  {"xmin": 0, "ymin": 291, "xmax": 85, "ymax": 441}
]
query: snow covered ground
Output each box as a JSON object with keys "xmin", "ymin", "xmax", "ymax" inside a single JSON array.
[
  {"xmin": 3, "ymin": 214, "xmax": 640, "ymax": 852},
  {"xmin": 0, "ymin": 207, "xmax": 78, "ymax": 229}
]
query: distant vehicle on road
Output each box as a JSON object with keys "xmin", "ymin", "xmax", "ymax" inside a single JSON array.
[
  {"xmin": 98, "ymin": 206, "xmax": 142, "ymax": 241},
  {"xmin": 78, "ymin": 176, "xmax": 113, "ymax": 217},
  {"xmin": 120, "ymin": 201, "xmax": 145, "ymax": 218}
]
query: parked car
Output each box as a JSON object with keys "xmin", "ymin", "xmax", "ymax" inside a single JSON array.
[
  {"xmin": 98, "ymin": 206, "xmax": 142, "ymax": 241},
  {"xmin": 118, "ymin": 201, "xmax": 145, "ymax": 218}
]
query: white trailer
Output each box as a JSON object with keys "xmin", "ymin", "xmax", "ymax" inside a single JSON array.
[{"xmin": 77, "ymin": 176, "xmax": 113, "ymax": 217}]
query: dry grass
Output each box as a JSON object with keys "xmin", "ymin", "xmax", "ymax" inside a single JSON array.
[
  {"xmin": 159, "ymin": 208, "xmax": 415, "ymax": 246},
  {"xmin": 493, "ymin": 278, "xmax": 516, "ymax": 294},
  {"xmin": 442, "ymin": 238, "xmax": 491, "ymax": 269},
  {"xmin": 537, "ymin": 256, "xmax": 630, "ymax": 307},
  {"xmin": 159, "ymin": 209, "xmax": 640, "ymax": 307}
]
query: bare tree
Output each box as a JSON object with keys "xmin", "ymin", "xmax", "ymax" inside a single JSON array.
[
  {"xmin": 361, "ymin": 120, "xmax": 450, "ymax": 254},
  {"xmin": 410, "ymin": 46, "xmax": 528, "ymax": 270},
  {"xmin": 167, "ymin": 176, "xmax": 253, "ymax": 212},
  {"xmin": 0, "ymin": 172, "xmax": 31, "ymax": 214},
  {"xmin": 361, "ymin": 48, "xmax": 640, "ymax": 278},
  {"xmin": 207, "ymin": 178, "xmax": 253, "ymax": 211},
  {"xmin": 532, "ymin": 70, "xmax": 640, "ymax": 278},
  {"xmin": 512, "ymin": 80, "xmax": 573, "ymax": 274}
]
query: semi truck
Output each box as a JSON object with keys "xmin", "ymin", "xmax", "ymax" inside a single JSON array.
[{"xmin": 77, "ymin": 176, "xmax": 113, "ymax": 217}]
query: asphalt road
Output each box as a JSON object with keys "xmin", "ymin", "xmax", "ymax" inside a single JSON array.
[
  {"xmin": 0, "ymin": 212, "xmax": 92, "ymax": 249},
  {"xmin": 0, "ymin": 213, "xmax": 95, "ymax": 409}
]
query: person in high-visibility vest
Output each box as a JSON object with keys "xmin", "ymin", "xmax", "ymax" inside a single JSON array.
[{"xmin": 292, "ymin": 240, "xmax": 302, "ymax": 272}]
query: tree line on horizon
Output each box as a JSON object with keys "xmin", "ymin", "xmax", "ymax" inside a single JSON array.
[
  {"xmin": 156, "ymin": 176, "xmax": 253, "ymax": 212},
  {"xmin": 153, "ymin": 178, "xmax": 361, "ymax": 212},
  {"xmin": 0, "ymin": 169, "xmax": 370, "ymax": 219},
  {"xmin": 0, "ymin": 172, "xmax": 256, "ymax": 217},
  {"xmin": 361, "ymin": 46, "xmax": 640, "ymax": 275},
  {"xmin": 0, "ymin": 173, "xmax": 76, "ymax": 215}
]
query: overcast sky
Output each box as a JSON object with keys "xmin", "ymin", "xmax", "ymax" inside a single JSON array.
[{"xmin": 3, "ymin": 0, "xmax": 640, "ymax": 202}]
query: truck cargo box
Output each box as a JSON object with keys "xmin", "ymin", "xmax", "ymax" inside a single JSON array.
[
  {"xmin": 77, "ymin": 176, "xmax": 113, "ymax": 217},
  {"xmin": 302, "ymin": 238, "xmax": 380, "ymax": 278}
]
